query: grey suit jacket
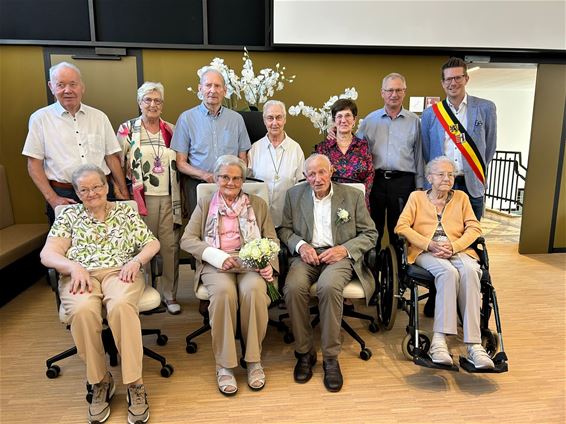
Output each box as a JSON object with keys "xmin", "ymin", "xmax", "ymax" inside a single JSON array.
[
  {"xmin": 278, "ymin": 182, "xmax": 378, "ymax": 303},
  {"xmin": 421, "ymin": 95, "xmax": 497, "ymax": 198},
  {"xmin": 180, "ymin": 193, "xmax": 279, "ymax": 292}
]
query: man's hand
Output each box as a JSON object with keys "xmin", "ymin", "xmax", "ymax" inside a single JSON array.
[
  {"xmin": 428, "ymin": 240, "xmax": 453, "ymax": 259},
  {"xmin": 299, "ymin": 243, "xmax": 320, "ymax": 265},
  {"xmin": 114, "ymin": 186, "xmax": 130, "ymax": 200},
  {"xmin": 202, "ymin": 172, "xmax": 215, "ymax": 183},
  {"xmin": 327, "ymin": 125, "xmax": 337, "ymax": 141},
  {"xmin": 69, "ymin": 263, "xmax": 92, "ymax": 294},
  {"xmin": 319, "ymin": 245, "xmax": 348, "ymax": 264},
  {"xmin": 48, "ymin": 195, "xmax": 77, "ymax": 210},
  {"xmin": 222, "ymin": 256, "xmax": 240, "ymax": 270},
  {"xmin": 119, "ymin": 260, "xmax": 141, "ymax": 282}
]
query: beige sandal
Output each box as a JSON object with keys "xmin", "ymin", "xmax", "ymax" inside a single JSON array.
[
  {"xmin": 216, "ymin": 367, "xmax": 237, "ymax": 396},
  {"xmin": 247, "ymin": 362, "xmax": 265, "ymax": 391}
]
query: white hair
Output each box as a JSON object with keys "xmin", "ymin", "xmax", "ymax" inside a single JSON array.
[
  {"xmin": 213, "ymin": 155, "xmax": 247, "ymax": 181},
  {"xmin": 303, "ymin": 153, "xmax": 331, "ymax": 174},
  {"xmin": 425, "ymin": 156, "xmax": 457, "ymax": 176},
  {"xmin": 137, "ymin": 81, "xmax": 164, "ymax": 103},
  {"xmin": 200, "ymin": 67, "xmax": 226, "ymax": 86},
  {"xmin": 49, "ymin": 61, "xmax": 82, "ymax": 83},
  {"xmin": 381, "ymin": 72, "xmax": 406, "ymax": 89},
  {"xmin": 71, "ymin": 164, "xmax": 106, "ymax": 190},
  {"xmin": 263, "ymin": 100, "xmax": 286, "ymax": 117}
]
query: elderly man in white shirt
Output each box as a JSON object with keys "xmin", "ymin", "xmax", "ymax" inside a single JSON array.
[
  {"xmin": 22, "ymin": 61, "xmax": 128, "ymax": 224},
  {"xmin": 248, "ymin": 100, "xmax": 305, "ymax": 227}
]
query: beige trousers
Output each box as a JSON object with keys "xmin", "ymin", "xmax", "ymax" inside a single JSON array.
[
  {"xmin": 415, "ymin": 252, "xmax": 482, "ymax": 343},
  {"xmin": 143, "ymin": 195, "xmax": 180, "ymax": 302},
  {"xmin": 200, "ymin": 264, "xmax": 270, "ymax": 369},
  {"xmin": 59, "ymin": 267, "xmax": 145, "ymax": 385},
  {"xmin": 283, "ymin": 257, "xmax": 353, "ymax": 359}
]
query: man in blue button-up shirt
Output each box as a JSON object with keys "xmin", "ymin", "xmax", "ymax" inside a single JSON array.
[{"xmin": 171, "ymin": 68, "xmax": 251, "ymax": 217}]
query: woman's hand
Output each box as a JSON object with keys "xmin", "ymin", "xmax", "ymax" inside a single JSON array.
[
  {"xmin": 119, "ymin": 259, "xmax": 141, "ymax": 283},
  {"xmin": 428, "ymin": 240, "xmax": 453, "ymax": 259},
  {"xmin": 222, "ymin": 256, "xmax": 240, "ymax": 270},
  {"xmin": 258, "ymin": 264, "xmax": 273, "ymax": 281},
  {"xmin": 69, "ymin": 263, "xmax": 92, "ymax": 294}
]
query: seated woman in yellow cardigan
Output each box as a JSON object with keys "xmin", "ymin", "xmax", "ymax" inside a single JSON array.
[{"xmin": 395, "ymin": 156, "xmax": 494, "ymax": 370}]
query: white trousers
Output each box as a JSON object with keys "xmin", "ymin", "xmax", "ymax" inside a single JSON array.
[{"xmin": 415, "ymin": 252, "xmax": 482, "ymax": 343}]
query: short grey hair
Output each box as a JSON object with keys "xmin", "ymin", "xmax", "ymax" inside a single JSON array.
[
  {"xmin": 263, "ymin": 100, "xmax": 286, "ymax": 118},
  {"xmin": 213, "ymin": 155, "xmax": 247, "ymax": 182},
  {"xmin": 71, "ymin": 164, "xmax": 107, "ymax": 190},
  {"xmin": 137, "ymin": 81, "xmax": 164, "ymax": 104},
  {"xmin": 303, "ymin": 153, "xmax": 331, "ymax": 174},
  {"xmin": 425, "ymin": 156, "xmax": 457, "ymax": 176},
  {"xmin": 382, "ymin": 72, "xmax": 406, "ymax": 89},
  {"xmin": 49, "ymin": 61, "xmax": 82, "ymax": 83},
  {"xmin": 200, "ymin": 67, "xmax": 226, "ymax": 86}
]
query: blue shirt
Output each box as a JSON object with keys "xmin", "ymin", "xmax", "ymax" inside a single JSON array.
[
  {"xmin": 170, "ymin": 103, "xmax": 251, "ymax": 172},
  {"xmin": 357, "ymin": 107, "xmax": 424, "ymax": 188}
]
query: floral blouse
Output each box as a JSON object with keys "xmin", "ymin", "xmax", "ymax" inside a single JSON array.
[
  {"xmin": 314, "ymin": 135, "xmax": 374, "ymax": 210},
  {"xmin": 49, "ymin": 203, "xmax": 157, "ymax": 270}
]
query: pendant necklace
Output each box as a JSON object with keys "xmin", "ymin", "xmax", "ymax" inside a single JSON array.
[
  {"xmin": 268, "ymin": 144, "xmax": 285, "ymax": 182},
  {"xmin": 144, "ymin": 124, "xmax": 165, "ymax": 174}
]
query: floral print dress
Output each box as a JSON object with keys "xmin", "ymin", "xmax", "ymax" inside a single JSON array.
[{"xmin": 314, "ymin": 135, "xmax": 374, "ymax": 210}]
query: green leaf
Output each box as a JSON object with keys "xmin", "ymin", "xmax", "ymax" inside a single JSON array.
[
  {"xmin": 134, "ymin": 148, "xmax": 142, "ymax": 160},
  {"xmin": 149, "ymin": 174, "xmax": 160, "ymax": 187},
  {"xmin": 142, "ymin": 161, "xmax": 151, "ymax": 173}
]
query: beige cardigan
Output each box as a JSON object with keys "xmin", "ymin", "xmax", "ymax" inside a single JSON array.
[
  {"xmin": 395, "ymin": 190, "xmax": 482, "ymax": 264},
  {"xmin": 180, "ymin": 192, "xmax": 279, "ymax": 292}
]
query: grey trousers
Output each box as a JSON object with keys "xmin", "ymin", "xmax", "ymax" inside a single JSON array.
[
  {"xmin": 415, "ymin": 252, "xmax": 482, "ymax": 343},
  {"xmin": 143, "ymin": 195, "xmax": 180, "ymax": 302},
  {"xmin": 200, "ymin": 264, "xmax": 270, "ymax": 368},
  {"xmin": 283, "ymin": 257, "xmax": 353, "ymax": 358}
]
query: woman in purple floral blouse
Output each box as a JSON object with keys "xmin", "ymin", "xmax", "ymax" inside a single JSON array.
[{"xmin": 314, "ymin": 99, "xmax": 374, "ymax": 210}]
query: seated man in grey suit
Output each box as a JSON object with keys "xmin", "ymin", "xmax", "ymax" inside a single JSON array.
[{"xmin": 278, "ymin": 154, "xmax": 378, "ymax": 392}]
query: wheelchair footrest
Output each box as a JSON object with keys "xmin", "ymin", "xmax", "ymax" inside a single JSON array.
[
  {"xmin": 459, "ymin": 352, "xmax": 509, "ymax": 373},
  {"xmin": 413, "ymin": 353, "xmax": 459, "ymax": 372}
]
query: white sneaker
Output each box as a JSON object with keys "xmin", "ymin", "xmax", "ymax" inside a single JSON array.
[
  {"xmin": 429, "ymin": 339, "xmax": 453, "ymax": 365},
  {"xmin": 467, "ymin": 344, "xmax": 495, "ymax": 369},
  {"xmin": 164, "ymin": 300, "xmax": 181, "ymax": 315}
]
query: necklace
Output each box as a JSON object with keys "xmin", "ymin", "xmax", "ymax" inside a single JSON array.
[
  {"xmin": 268, "ymin": 144, "xmax": 285, "ymax": 182},
  {"xmin": 143, "ymin": 123, "xmax": 164, "ymax": 174}
]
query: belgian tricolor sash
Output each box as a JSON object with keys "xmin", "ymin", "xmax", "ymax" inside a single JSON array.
[{"xmin": 432, "ymin": 100, "xmax": 486, "ymax": 184}]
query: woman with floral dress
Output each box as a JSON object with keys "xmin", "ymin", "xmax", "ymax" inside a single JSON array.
[{"xmin": 314, "ymin": 99, "xmax": 374, "ymax": 210}]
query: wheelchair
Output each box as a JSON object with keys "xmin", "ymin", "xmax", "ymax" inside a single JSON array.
[{"xmin": 377, "ymin": 236, "xmax": 508, "ymax": 373}]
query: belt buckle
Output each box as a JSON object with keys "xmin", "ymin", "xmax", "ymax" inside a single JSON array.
[{"xmin": 383, "ymin": 170, "xmax": 393, "ymax": 180}]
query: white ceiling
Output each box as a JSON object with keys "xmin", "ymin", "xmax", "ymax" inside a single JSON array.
[{"xmin": 467, "ymin": 66, "xmax": 538, "ymax": 91}]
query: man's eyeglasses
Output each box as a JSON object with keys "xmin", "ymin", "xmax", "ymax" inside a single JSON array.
[
  {"xmin": 382, "ymin": 88, "xmax": 406, "ymax": 95},
  {"xmin": 431, "ymin": 172, "xmax": 456, "ymax": 179},
  {"xmin": 142, "ymin": 97, "xmax": 163, "ymax": 105},
  {"xmin": 218, "ymin": 175, "xmax": 243, "ymax": 184},
  {"xmin": 442, "ymin": 75, "xmax": 467, "ymax": 84},
  {"xmin": 77, "ymin": 184, "xmax": 106, "ymax": 196}
]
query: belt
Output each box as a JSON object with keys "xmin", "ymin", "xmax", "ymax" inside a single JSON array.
[
  {"xmin": 375, "ymin": 169, "xmax": 413, "ymax": 180},
  {"xmin": 49, "ymin": 180, "xmax": 73, "ymax": 189}
]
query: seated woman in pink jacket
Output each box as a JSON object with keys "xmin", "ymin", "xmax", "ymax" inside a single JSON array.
[{"xmin": 395, "ymin": 156, "xmax": 494, "ymax": 370}]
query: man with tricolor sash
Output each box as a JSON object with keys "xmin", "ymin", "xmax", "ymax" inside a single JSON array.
[{"xmin": 421, "ymin": 57, "xmax": 497, "ymax": 219}]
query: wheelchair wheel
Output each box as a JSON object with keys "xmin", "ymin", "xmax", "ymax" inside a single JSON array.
[
  {"xmin": 377, "ymin": 246, "xmax": 399, "ymax": 330},
  {"xmin": 401, "ymin": 331, "xmax": 431, "ymax": 361},
  {"xmin": 481, "ymin": 329, "xmax": 499, "ymax": 357}
]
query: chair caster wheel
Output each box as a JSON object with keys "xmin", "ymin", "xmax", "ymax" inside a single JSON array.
[
  {"xmin": 360, "ymin": 348, "xmax": 372, "ymax": 361},
  {"xmin": 86, "ymin": 383, "xmax": 93, "ymax": 403},
  {"xmin": 156, "ymin": 334, "xmax": 168, "ymax": 346},
  {"xmin": 46, "ymin": 365, "xmax": 60, "ymax": 379},
  {"xmin": 283, "ymin": 333, "xmax": 294, "ymax": 344},
  {"xmin": 160, "ymin": 364, "xmax": 174, "ymax": 377},
  {"xmin": 368, "ymin": 322, "xmax": 379, "ymax": 333},
  {"xmin": 186, "ymin": 342, "xmax": 197, "ymax": 354},
  {"xmin": 109, "ymin": 357, "xmax": 118, "ymax": 367}
]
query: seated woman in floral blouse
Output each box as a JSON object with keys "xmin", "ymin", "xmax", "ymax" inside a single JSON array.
[
  {"xmin": 314, "ymin": 98, "xmax": 374, "ymax": 210},
  {"xmin": 40, "ymin": 163, "xmax": 160, "ymax": 424}
]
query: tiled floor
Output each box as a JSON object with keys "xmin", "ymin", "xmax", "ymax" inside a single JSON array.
[{"xmin": 482, "ymin": 209, "xmax": 522, "ymax": 243}]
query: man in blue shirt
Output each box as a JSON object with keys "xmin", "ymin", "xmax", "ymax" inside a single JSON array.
[{"xmin": 171, "ymin": 68, "xmax": 251, "ymax": 217}]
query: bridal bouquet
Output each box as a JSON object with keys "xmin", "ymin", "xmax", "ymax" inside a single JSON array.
[
  {"xmin": 288, "ymin": 87, "xmax": 359, "ymax": 134},
  {"xmin": 239, "ymin": 238, "xmax": 281, "ymax": 302}
]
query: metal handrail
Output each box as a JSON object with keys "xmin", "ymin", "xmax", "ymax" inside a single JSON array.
[{"xmin": 486, "ymin": 150, "xmax": 527, "ymax": 214}]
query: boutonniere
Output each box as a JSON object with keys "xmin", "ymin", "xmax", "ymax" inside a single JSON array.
[{"xmin": 336, "ymin": 208, "xmax": 351, "ymax": 224}]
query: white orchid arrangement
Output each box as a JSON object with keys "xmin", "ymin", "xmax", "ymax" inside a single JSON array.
[
  {"xmin": 187, "ymin": 48, "xmax": 295, "ymax": 111},
  {"xmin": 288, "ymin": 88, "xmax": 359, "ymax": 134}
]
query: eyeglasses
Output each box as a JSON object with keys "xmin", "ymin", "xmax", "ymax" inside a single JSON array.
[
  {"xmin": 265, "ymin": 115, "xmax": 285, "ymax": 122},
  {"xmin": 77, "ymin": 184, "xmax": 106, "ymax": 196},
  {"xmin": 218, "ymin": 175, "xmax": 243, "ymax": 184},
  {"xmin": 382, "ymin": 88, "xmax": 406, "ymax": 95},
  {"xmin": 334, "ymin": 112, "xmax": 355, "ymax": 121},
  {"xmin": 431, "ymin": 172, "xmax": 456, "ymax": 179},
  {"xmin": 141, "ymin": 97, "xmax": 163, "ymax": 105},
  {"xmin": 442, "ymin": 75, "xmax": 467, "ymax": 84}
]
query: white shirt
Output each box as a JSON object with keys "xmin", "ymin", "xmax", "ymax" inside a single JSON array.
[
  {"xmin": 22, "ymin": 102, "xmax": 121, "ymax": 182},
  {"xmin": 443, "ymin": 94, "xmax": 468, "ymax": 175},
  {"xmin": 248, "ymin": 133, "xmax": 305, "ymax": 227},
  {"xmin": 296, "ymin": 185, "xmax": 334, "ymax": 253}
]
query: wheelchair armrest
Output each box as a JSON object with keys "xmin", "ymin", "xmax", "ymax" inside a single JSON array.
[
  {"xmin": 470, "ymin": 236, "xmax": 489, "ymax": 269},
  {"xmin": 396, "ymin": 235, "xmax": 409, "ymax": 268},
  {"xmin": 48, "ymin": 268, "xmax": 58, "ymax": 292}
]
